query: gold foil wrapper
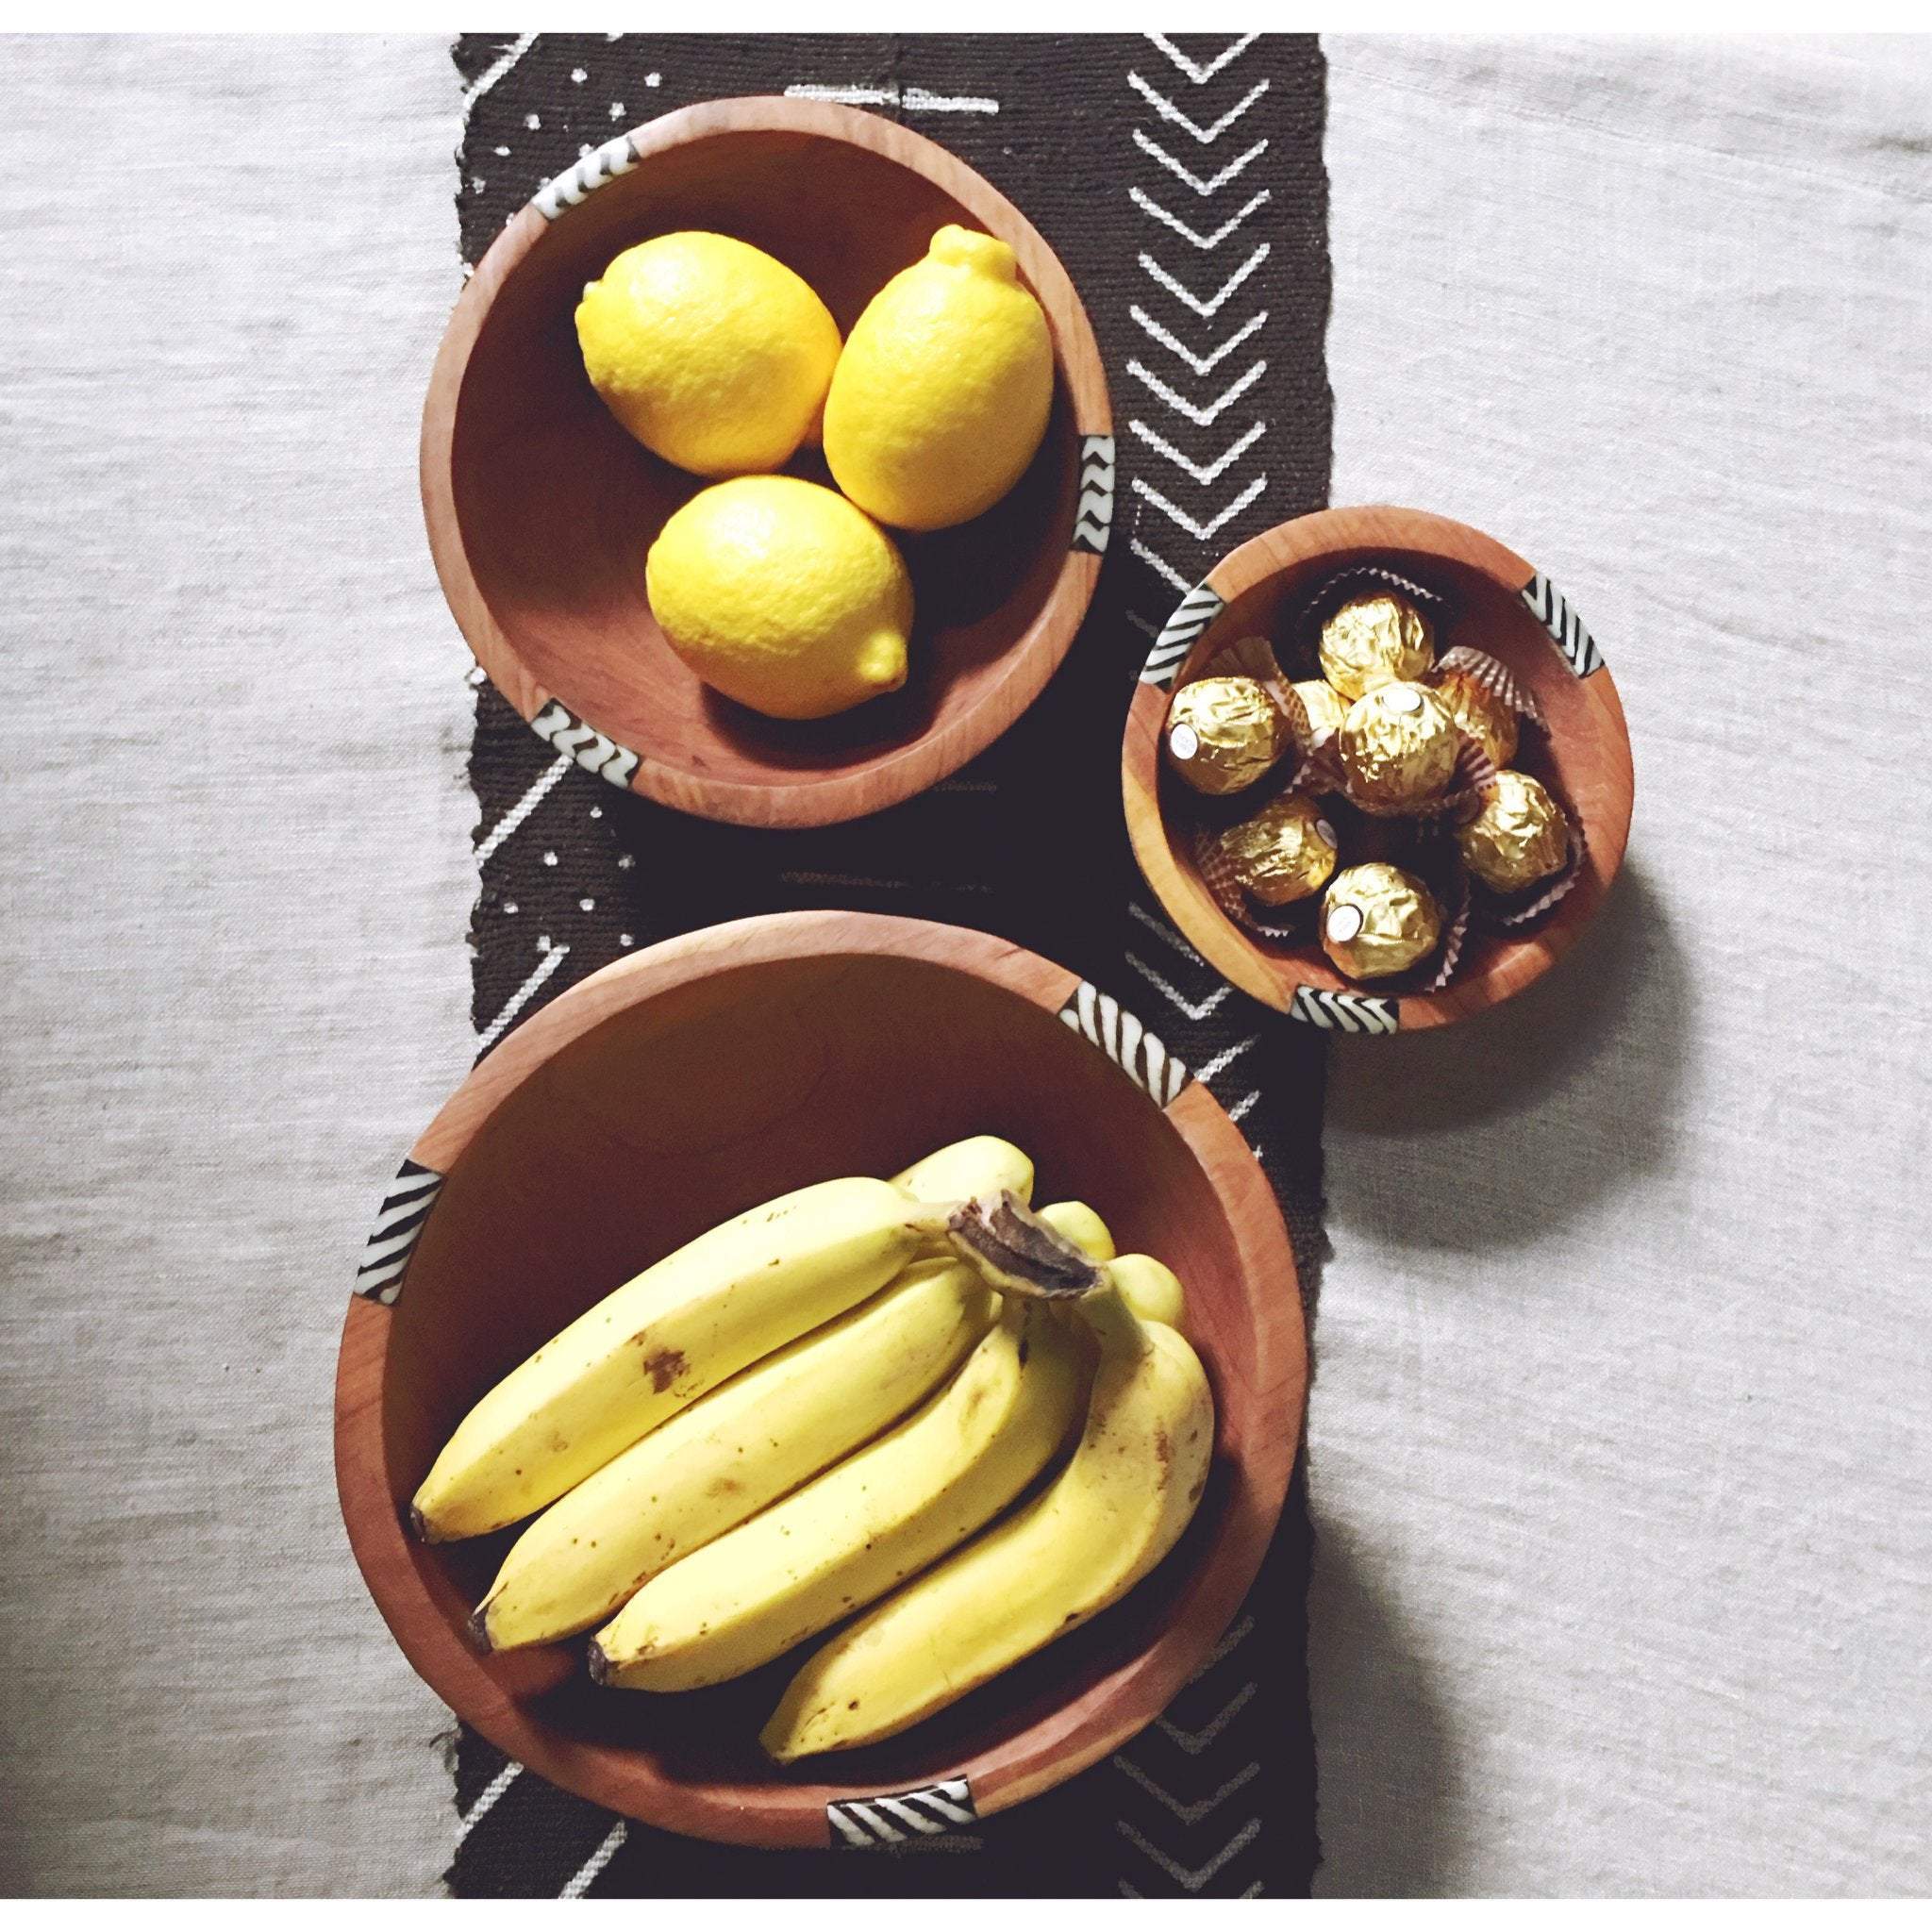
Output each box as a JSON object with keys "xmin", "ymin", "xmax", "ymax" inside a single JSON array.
[
  {"xmin": 1321, "ymin": 862, "xmax": 1443, "ymax": 980},
  {"xmin": 1165, "ymin": 675, "xmax": 1287, "ymax": 795},
  {"xmin": 1218, "ymin": 794, "xmax": 1340, "ymax": 907},
  {"xmin": 1457, "ymin": 770, "xmax": 1571, "ymax": 893},
  {"xmin": 1318, "ymin": 592, "xmax": 1435, "ymax": 700},
  {"xmin": 1291, "ymin": 678, "xmax": 1348, "ymax": 748},
  {"xmin": 1338, "ymin": 681, "xmax": 1458, "ymax": 809},
  {"xmin": 1433, "ymin": 667, "xmax": 1519, "ymax": 770}
]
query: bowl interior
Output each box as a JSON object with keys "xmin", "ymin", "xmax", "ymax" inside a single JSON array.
[
  {"xmin": 1153, "ymin": 537, "xmax": 1626, "ymax": 1016},
  {"xmin": 450, "ymin": 124, "xmax": 1080, "ymax": 801},
  {"xmin": 376, "ymin": 948, "xmax": 1273, "ymax": 1809}
]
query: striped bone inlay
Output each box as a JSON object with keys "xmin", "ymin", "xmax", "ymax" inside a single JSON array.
[
  {"xmin": 355, "ymin": 1158, "xmax": 444, "ymax": 1305},
  {"xmin": 529, "ymin": 698, "xmax": 641, "ymax": 789},
  {"xmin": 1290, "ymin": 986, "xmax": 1399, "ymax": 1035},
  {"xmin": 1140, "ymin": 581, "xmax": 1224, "ymax": 689},
  {"xmin": 532, "ymin": 132, "xmax": 641, "ymax": 220},
  {"xmin": 1520, "ymin": 572, "xmax": 1604, "ymax": 677},
  {"xmin": 1073, "ymin": 434, "xmax": 1116, "ymax": 555},
  {"xmin": 828, "ymin": 1777, "xmax": 977, "ymax": 1849},
  {"xmin": 1059, "ymin": 981, "xmax": 1193, "ymax": 1104}
]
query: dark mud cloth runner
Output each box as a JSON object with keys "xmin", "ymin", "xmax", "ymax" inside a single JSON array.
[{"xmin": 443, "ymin": 31, "xmax": 1332, "ymax": 1899}]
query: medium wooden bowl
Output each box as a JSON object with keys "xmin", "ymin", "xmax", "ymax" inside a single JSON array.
[
  {"xmin": 1124, "ymin": 507, "xmax": 1635, "ymax": 1034},
  {"xmin": 336, "ymin": 911, "xmax": 1302, "ymax": 1847},
  {"xmin": 423, "ymin": 97, "xmax": 1112, "ymax": 829}
]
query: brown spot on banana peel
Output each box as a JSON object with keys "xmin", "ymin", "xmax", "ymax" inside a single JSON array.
[
  {"xmin": 641, "ymin": 1346, "xmax": 688, "ymax": 1391},
  {"xmin": 946, "ymin": 1191, "xmax": 1104, "ymax": 1299},
  {"xmin": 466, "ymin": 1602, "xmax": 494, "ymax": 1652}
]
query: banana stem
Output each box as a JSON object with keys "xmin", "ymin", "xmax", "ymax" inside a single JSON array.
[{"xmin": 945, "ymin": 1191, "xmax": 1107, "ymax": 1301}]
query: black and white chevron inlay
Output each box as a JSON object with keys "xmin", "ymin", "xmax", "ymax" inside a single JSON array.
[
  {"xmin": 828, "ymin": 1777, "xmax": 977, "ymax": 1849},
  {"xmin": 1140, "ymin": 581, "xmax": 1224, "ymax": 689},
  {"xmin": 1074, "ymin": 434, "xmax": 1116, "ymax": 555},
  {"xmin": 1521, "ymin": 572, "xmax": 1605, "ymax": 677},
  {"xmin": 1289, "ymin": 986, "xmax": 1398, "ymax": 1036},
  {"xmin": 355, "ymin": 1158, "xmax": 444, "ymax": 1305},
  {"xmin": 532, "ymin": 131, "xmax": 641, "ymax": 220},
  {"xmin": 1059, "ymin": 980, "xmax": 1193, "ymax": 1104},
  {"xmin": 529, "ymin": 698, "xmax": 641, "ymax": 789}
]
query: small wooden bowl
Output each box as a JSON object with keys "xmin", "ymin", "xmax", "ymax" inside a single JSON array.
[
  {"xmin": 336, "ymin": 911, "xmax": 1302, "ymax": 1847},
  {"xmin": 1124, "ymin": 507, "xmax": 1635, "ymax": 1033},
  {"xmin": 423, "ymin": 98, "xmax": 1112, "ymax": 829}
]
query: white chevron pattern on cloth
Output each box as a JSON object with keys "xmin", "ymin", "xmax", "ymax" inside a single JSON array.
[
  {"xmin": 1058, "ymin": 981, "xmax": 1192, "ymax": 1105},
  {"xmin": 354, "ymin": 1158, "xmax": 442, "ymax": 1306},
  {"xmin": 532, "ymin": 130, "xmax": 641, "ymax": 220},
  {"xmin": 827, "ymin": 1777, "xmax": 977, "ymax": 1848},
  {"xmin": 1289, "ymin": 985, "xmax": 1400, "ymax": 1034},
  {"xmin": 529, "ymin": 697, "xmax": 641, "ymax": 788},
  {"xmin": 1140, "ymin": 580, "xmax": 1225, "ymax": 687},
  {"xmin": 1521, "ymin": 571, "xmax": 1606, "ymax": 676},
  {"xmin": 1074, "ymin": 434, "xmax": 1116, "ymax": 553}
]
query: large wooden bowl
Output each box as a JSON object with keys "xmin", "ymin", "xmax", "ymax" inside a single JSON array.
[
  {"xmin": 1124, "ymin": 507, "xmax": 1635, "ymax": 1033},
  {"xmin": 423, "ymin": 97, "xmax": 1112, "ymax": 829},
  {"xmin": 336, "ymin": 911, "xmax": 1302, "ymax": 1847}
]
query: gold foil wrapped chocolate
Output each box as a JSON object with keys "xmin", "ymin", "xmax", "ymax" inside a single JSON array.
[
  {"xmin": 1165, "ymin": 675, "xmax": 1287, "ymax": 796},
  {"xmin": 1337, "ymin": 681, "xmax": 1458, "ymax": 809},
  {"xmin": 1318, "ymin": 592, "xmax": 1435, "ymax": 700},
  {"xmin": 1433, "ymin": 666, "xmax": 1519, "ymax": 770},
  {"xmin": 1218, "ymin": 794, "xmax": 1340, "ymax": 906},
  {"xmin": 1321, "ymin": 863, "xmax": 1442, "ymax": 980},
  {"xmin": 1291, "ymin": 679, "xmax": 1347, "ymax": 748},
  {"xmin": 1456, "ymin": 770, "xmax": 1571, "ymax": 893}
]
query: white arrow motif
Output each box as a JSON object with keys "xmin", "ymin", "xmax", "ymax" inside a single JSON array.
[
  {"xmin": 1141, "ymin": 242, "xmax": 1269, "ymax": 319},
  {"xmin": 1190, "ymin": 1614, "xmax": 1256, "ymax": 1681},
  {"xmin": 1157, "ymin": 1680, "xmax": 1258, "ymax": 1754},
  {"xmin": 1193, "ymin": 1033, "xmax": 1260, "ymax": 1083},
  {"xmin": 1128, "ymin": 536, "xmax": 1192, "ymax": 595},
  {"xmin": 1118, "ymin": 1816, "xmax": 1262, "ymax": 1892},
  {"xmin": 1131, "ymin": 185, "xmax": 1270, "ymax": 251},
  {"xmin": 1134, "ymin": 128, "xmax": 1268, "ymax": 197},
  {"xmin": 1113, "ymin": 1755, "xmax": 1261, "ymax": 1826},
  {"xmin": 1129, "ymin": 898, "xmax": 1207, "ymax": 966},
  {"xmin": 1126, "ymin": 952, "xmax": 1231, "ymax": 1023},
  {"xmin": 1145, "ymin": 29, "xmax": 1257, "ymax": 84},
  {"xmin": 1131, "ymin": 305, "xmax": 1267, "ymax": 376},
  {"xmin": 1132, "ymin": 473, "xmax": 1268, "ymax": 542},
  {"xmin": 1128, "ymin": 72, "xmax": 1269, "ymax": 143},
  {"xmin": 1129, "ymin": 418, "xmax": 1265, "ymax": 487},
  {"xmin": 1128, "ymin": 357, "xmax": 1267, "ymax": 426},
  {"xmin": 1227, "ymin": 1089, "xmax": 1259, "ymax": 1124}
]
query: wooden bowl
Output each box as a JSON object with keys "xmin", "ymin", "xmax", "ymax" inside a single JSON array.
[
  {"xmin": 1123, "ymin": 507, "xmax": 1635, "ymax": 1033},
  {"xmin": 423, "ymin": 97, "xmax": 1112, "ymax": 829},
  {"xmin": 336, "ymin": 911, "xmax": 1302, "ymax": 1847}
]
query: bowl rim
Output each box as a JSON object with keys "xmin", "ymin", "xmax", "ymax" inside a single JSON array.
[
  {"xmin": 422, "ymin": 96, "xmax": 1115, "ymax": 830},
  {"xmin": 336, "ymin": 908, "xmax": 1305, "ymax": 1847},
  {"xmin": 1122, "ymin": 505, "xmax": 1636, "ymax": 1033}
]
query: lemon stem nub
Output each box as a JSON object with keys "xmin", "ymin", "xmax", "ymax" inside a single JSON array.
[{"xmin": 946, "ymin": 1191, "xmax": 1105, "ymax": 1300}]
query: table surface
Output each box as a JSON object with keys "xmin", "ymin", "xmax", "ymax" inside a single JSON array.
[{"xmin": 2, "ymin": 31, "xmax": 1927, "ymax": 1899}]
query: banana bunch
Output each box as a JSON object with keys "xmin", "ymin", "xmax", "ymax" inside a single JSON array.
[{"xmin": 411, "ymin": 1132, "xmax": 1214, "ymax": 1760}]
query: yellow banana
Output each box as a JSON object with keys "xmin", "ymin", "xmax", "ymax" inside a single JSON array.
[
  {"xmin": 760, "ymin": 1280, "xmax": 1213, "ymax": 1760},
  {"xmin": 891, "ymin": 1134, "xmax": 1033, "ymax": 1205},
  {"xmin": 1034, "ymin": 1199, "xmax": 1114, "ymax": 1261},
  {"xmin": 1108, "ymin": 1253, "xmax": 1186, "ymax": 1327},
  {"xmin": 467, "ymin": 1141, "xmax": 1032, "ymax": 1648},
  {"xmin": 411, "ymin": 1175, "xmax": 946, "ymax": 1542},
  {"xmin": 588, "ymin": 1208, "xmax": 1111, "ymax": 1692}
]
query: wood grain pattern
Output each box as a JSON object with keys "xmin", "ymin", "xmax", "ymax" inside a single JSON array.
[
  {"xmin": 334, "ymin": 910, "xmax": 1304, "ymax": 1846},
  {"xmin": 1122, "ymin": 506, "xmax": 1636, "ymax": 1029},
  {"xmin": 422, "ymin": 97, "xmax": 1110, "ymax": 829}
]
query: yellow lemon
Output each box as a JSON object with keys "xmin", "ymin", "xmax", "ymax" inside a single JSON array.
[
  {"xmin": 823, "ymin": 225, "xmax": 1054, "ymax": 531},
  {"xmin": 645, "ymin": 477, "xmax": 913, "ymax": 721},
  {"xmin": 575, "ymin": 232, "xmax": 841, "ymax": 477}
]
